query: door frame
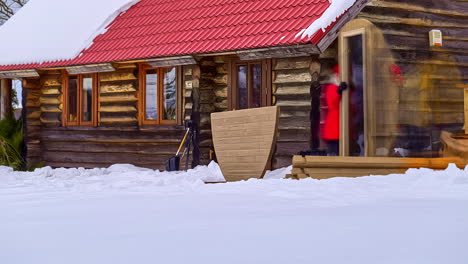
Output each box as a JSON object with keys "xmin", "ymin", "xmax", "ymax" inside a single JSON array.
[{"xmin": 339, "ymin": 25, "xmax": 375, "ymax": 157}]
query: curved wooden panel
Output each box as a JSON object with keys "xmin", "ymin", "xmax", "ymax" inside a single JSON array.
[
  {"xmin": 211, "ymin": 106, "xmax": 279, "ymax": 181},
  {"xmin": 441, "ymin": 131, "xmax": 468, "ymax": 159}
]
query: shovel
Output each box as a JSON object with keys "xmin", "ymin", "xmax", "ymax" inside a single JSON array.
[{"xmin": 165, "ymin": 127, "xmax": 190, "ymax": 171}]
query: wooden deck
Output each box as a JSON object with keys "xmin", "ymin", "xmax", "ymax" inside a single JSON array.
[{"xmin": 288, "ymin": 156, "xmax": 466, "ymax": 180}]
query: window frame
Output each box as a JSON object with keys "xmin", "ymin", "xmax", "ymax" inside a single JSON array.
[
  {"xmin": 138, "ymin": 64, "xmax": 182, "ymax": 126},
  {"xmin": 62, "ymin": 72, "xmax": 99, "ymax": 127},
  {"xmin": 228, "ymin": 58, "xmax": 272, "ymax": 110}
]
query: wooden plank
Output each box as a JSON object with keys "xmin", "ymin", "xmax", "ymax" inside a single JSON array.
[
  {"xmin": 292, "ymin": 155, "xmax": 466, "ymax": 169},
  {"xmin": 99, "ymin": 70, "xmax": 137, "ymax": 82},
  {"xmin": 303, "ymin": 167, "xmax": 407, "ymax": 179},
  {"xmin": 274, "ymin": 57, "xmax": 312, "ymax": 70},
  {"xmin": 100, "ymin": 83, "xmax": 136, "ymax": 94},
  {"xmin": 273, "ymin": 69, "xmax": 312, "ymax": 84},
  {"xmin": 99, "ymin": 117, "xmax": 138, "ymax": 123},
  {"xmin": 45, "ymin": 162, "xmax": 164, "ymax": 170},
  {"xmin": 99, "ymin": 105, "xmax": 137, "ymax": 113},
  {"xmin": 42, "ymin": 87, "xmax": 61, "ymax": 95},
  {"xmin": 147, "ymin": 56, "xmax": 196, "ymax": 67},
  {"xmin": 465, "ymin": 88, "xmax": 468, "ymax": 134},
  {"xmin": 41, "ymin": 105, "xmax": 62, "ymax": 113},
  {"xmin": 100, "ymin": 93, "xmax": 137, "ymax": 103},
  {"xmin": 26, "ymin": 110, "xmax": 41, "ymax": 119},
  {"xmin": 43, "ymin": 151, "xmax": 173, "ymax": 165},
  {"xmin": 40, "ymin": 117, "xmax": 61, "ymax": 124},
  {"xmin": 41, "ymin": 75, "xmax": 62, "ymax": 87},
  {"xmin": 41, "ymin": 129, "xmax": 184, "ymax": 142},
  {"xmin": 39, "ymin": 96, "xmax": 60, "ymax": 105},
  {"xmin": 366, "ymin": 0, "xmax": 468, "ymax": 15},
  {"xmin": 237, "ymin": 45, "xmax": 319, "ymax": 60},
  {"xmin": 43, "ymin": 141, "xmax": 177, "ymax": 155}
]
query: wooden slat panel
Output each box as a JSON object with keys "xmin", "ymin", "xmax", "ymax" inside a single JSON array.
[
  {"xmin": 212, "ymin": 106, "xmax": 279, "ymax": 181},
  {"xmin": 291, "ymin": 155, "xmax": 466, "ymax": 179},
  {"xmin": 293, "ymin": 155, "xmax": 465, "ymax": 169}
]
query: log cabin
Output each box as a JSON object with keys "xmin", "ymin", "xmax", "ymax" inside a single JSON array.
[{"xmin": 0, "ymin": 0, "xmax": 467, "ymax": 176}]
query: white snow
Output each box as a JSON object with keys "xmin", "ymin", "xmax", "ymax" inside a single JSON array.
[
  {"xmin": 1, "ymin": 163, "xmax": 468, "ymax": 263},
  {"xmin": 0, "ymin": 0, "xmax": 140, "ymax": 66},
  {"xmin": 264, "ymin": 165, "xmax": 292, "ymax": 179},
  {"xmin": 298, "ymin": 0, "xmax": 358, "ymax": 39}
]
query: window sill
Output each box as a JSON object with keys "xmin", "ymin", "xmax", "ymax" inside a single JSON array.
[{"xmin": 53, "ymin": 125, "xmax": 185, "ymax": 132}]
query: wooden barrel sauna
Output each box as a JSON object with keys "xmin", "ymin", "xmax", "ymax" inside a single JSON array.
[
  {"xmin": 441, "ymin": 131, "xmax": 468, "ymax": 160},
  {"xmin": 211, "ymin": 106, "xmax": 279, "ymax": 181}
]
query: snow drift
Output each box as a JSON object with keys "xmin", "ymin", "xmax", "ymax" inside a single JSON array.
[{"xmin": 0, "ymin": 163, "xmax": 467, "ymax": 264}]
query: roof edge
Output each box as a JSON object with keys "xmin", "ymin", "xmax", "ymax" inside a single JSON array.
[{"xmin": 316, "ymin": 0, "xmax": 371, "ymax": 52}]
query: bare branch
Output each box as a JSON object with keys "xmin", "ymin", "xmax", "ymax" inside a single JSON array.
[
  {"xmin": 11, "ymin": 0, "xmax": 26, "ymax": 7},
  {"xmin": 0, "ymin": 0, "xmax": 28, "ymax": 25}
]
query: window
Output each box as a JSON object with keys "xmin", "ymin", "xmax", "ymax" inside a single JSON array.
[
  {"xmin": 63, "ymin": 73, "xmax": 98, "ymax": 126},
  {"xmin": 229, "ymin": 59, "xmax": 271, "ymax": 110},
  {"xmin": 139, "ymin": 65, "xmax": 180, "ymax": 125}
]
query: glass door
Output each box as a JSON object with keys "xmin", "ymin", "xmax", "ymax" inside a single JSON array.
[{"xmin": 339, "ymin": 28, "xmax": 370, "ymax": 157}]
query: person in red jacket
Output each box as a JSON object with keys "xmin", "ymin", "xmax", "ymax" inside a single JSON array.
[{"xmin": 321, "ymin": 65, "xmax": 346, "ymax": 156}]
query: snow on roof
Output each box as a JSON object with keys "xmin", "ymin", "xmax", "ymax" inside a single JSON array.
[
  {"xmin": 0, "ymin": 0, "xmax": 140, "ymax": 66},
  {"xmin": 298, "ymin": 0, "xmax": 358, "ymax": 38}
]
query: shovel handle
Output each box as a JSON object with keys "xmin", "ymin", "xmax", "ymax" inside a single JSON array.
[{"xmin": 176, "ymin": 127, "xmax": 190, "ymax": 156}]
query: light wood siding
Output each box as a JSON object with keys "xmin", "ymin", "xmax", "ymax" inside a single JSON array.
[
  {"xmin": 211, "ymin": 106, "xmax": 279, "ymax": 181},
  {"xmin": 359, "ymin": 0, "xmax": 468, "ymax": 128},
  {"xmin": 289, "ymin": 155, "xmax": 465, "ymax": 179}
]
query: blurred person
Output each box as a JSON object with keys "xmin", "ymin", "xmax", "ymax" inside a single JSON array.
[{"xmin": 321, "ymin": 65, "xmax": 347, "ymax": 156}]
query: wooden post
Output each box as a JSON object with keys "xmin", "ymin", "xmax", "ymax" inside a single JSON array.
[
  {"xmin": 464, "ymin": 88, "xmax": 468, "ymax": 134},
  {"xmin": 0, "ymin": 78, "xmax": 12, "ymax": 119},
  {"xmin": 309, "ymin": 59, "xmax": 322, "ymax": 150},
  {"xmin": 191, "ymin": 65, "xmax": 201, "ymax": 168}
]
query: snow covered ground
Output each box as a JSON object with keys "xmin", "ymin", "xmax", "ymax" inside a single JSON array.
[{"xmin": 1, "ymin": 163, "xmax": 468, "ymax": 264}]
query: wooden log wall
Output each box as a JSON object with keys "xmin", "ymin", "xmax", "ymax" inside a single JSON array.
[
  {"xmin": 39, "ymin": 127, "xmax": 185, "ymax": 170},
  {"xmin": 23, "ymin": 63, "xmax": 188, "ymax": 170},
  {"xmin": 182, "ymin": 64, "xmax": 200, "ymax": 168},
  {"xmin": 39, "ymin": 71, "xmax": 62, "ymax": 127},
  {"xmin": 99, "ymin": 65, "xmax": 138, "ymax": 126},
  {"xmin": 359, "ymin": 0, "xmax": 468, "ymax": 133},
  {"xmin": 22, "ymin": 78, "xmax": 42, "ymax": 166},
  {"xmin": 183, "ymin": 66, "xmax": 195, "ymax": 122},
  {"xmin": 197, "ymin": 57, "xmax": 227, "ymax": 163},
  {"xmin": 272, "ymin": 56, "xmax": 315, "ymax": 168}
]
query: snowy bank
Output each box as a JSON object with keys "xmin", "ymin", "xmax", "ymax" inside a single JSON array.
[
  {"xmin": 0, "ymin": 161, "xmax": 227, "ymax": 192},
  {"xmin": 1, "ymin": 164, "xmax": 468, "ymax": 264}
]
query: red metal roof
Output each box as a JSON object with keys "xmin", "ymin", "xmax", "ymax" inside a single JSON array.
[{"xmin": 0, "ymin": 0, "xmax": 336, "ymax": 71}]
